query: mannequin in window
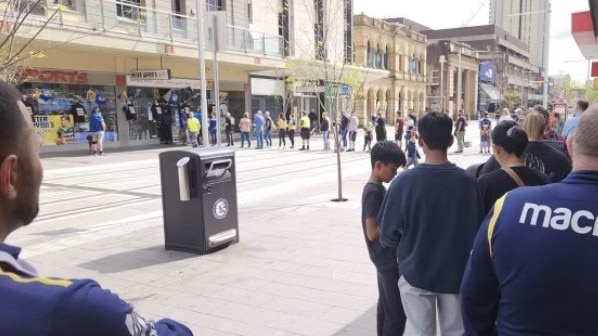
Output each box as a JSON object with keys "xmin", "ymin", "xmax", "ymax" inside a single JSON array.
[{"xmin": 70, "ymin": 99, "xmax": 87, "ymax": 125}]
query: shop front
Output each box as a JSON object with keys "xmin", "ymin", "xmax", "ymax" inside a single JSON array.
[{"xmin": 17, "ymin": 68, "xmax": 119, "ymax": 153}]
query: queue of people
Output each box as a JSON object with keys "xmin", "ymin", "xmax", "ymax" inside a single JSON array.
[{"xmin": 360, "ymin": 101, "xmax": 598, "ymax": 335}]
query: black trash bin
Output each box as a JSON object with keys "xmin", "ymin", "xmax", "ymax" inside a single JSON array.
[{"xmin": 159, "ymin": 149, "xmax": 239, "ymax": 254}]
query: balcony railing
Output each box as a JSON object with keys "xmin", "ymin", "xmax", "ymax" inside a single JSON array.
[{"xmin": 1, "ymin": 0, "xmax": 283, "ymax": 58}]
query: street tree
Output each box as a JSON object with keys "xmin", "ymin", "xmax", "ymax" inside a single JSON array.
[
  {"xmin": 276, "ymin": 0, "xmax": 370, "ymax": 202},
  {"xmin": 0, "ymin": 1, "xmax": 96, "ymax": 83}
]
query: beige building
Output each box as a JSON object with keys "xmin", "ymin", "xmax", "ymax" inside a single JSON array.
[{"xmin": 352, "ymin": 14, "xmax": 427, "ymax": 124}]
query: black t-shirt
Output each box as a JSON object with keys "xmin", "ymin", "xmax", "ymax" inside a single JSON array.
[
  {"xmin": 456, "ymin": 116, "xmax": 466, "ymax": 132},
  {"xmin": 477, "ymin": 166, "xmax": 550, "ymax": 214},
  {"xmin": 320, "ymin": 118, "xmax": 329, "ymax": 132},
  {"xmin": 70, "ymin": 103, "xmax": 87, "ymax": 123},
  {"xmin": 480, "ymin": 141, "xmax": 572, "ymax": 183},
  {"xmin": 375, "ymin": 117, "xmax": 385, "ymax": 130},
  {"xmin": 225, "ymin": 116, "xmax": 233, "ymax": 131},
  {"xmin": 361, "ymin": 183, "xmax": 396, "ymax": 271}
]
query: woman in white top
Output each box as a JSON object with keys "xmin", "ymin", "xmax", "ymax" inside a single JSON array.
[{"xmin": 499, "ymin": 108, "xmax": 514, "ymax": 123}]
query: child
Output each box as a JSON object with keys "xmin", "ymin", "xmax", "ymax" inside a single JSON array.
[
  {"xmin": 405, "ymin": 134, "xmax": 420, "ymax": 169},
  {"xmin": 363, "ymin": 126, "xmax": 373, "ymax": 152},
  {"xmin": 361, "ymin": 141, "xmax": 407, "ymax": 335},
  {"xmin": 480, "ymin": 124, "xmax": 490, "ymax": 154},
  {"xmin": 404, "ymin": 125, "xmax": 414, "ymax": 152}
]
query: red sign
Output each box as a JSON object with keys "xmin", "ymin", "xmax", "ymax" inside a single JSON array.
[
  {"xmin": 592, "ymin": 61, "xmax": 598, "ymax": 78},
  {"xmin": 16, "ymin": 68, "xmax": 88, "ymax": 84}
]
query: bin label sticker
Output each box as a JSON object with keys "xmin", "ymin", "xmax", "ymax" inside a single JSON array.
[{"xmin": 213, "ymin": 198, "xmax": 229, "ymax": 220}]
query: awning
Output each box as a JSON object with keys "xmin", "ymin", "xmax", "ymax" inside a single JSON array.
[
  {"xmin": 572, "ymin": 10, "xmax": 598, "ymax": 59},
  {"xmin": 479, "ymin": 83, "xmax": 501, "ymax": 101}
]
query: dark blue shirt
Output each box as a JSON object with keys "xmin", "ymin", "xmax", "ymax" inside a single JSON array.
[
  {"xmin": 406, "ymin": 141, "xmax": 417, "ymax": 158},
  {"xmin": 0, "ymin": 243, "xmax": 193, "ymax": 336},
  {"xmin": 361, "ymin": 183, "xmax": 396, "ymax": 271},
  {"xmin": 461, "ymin": 171, "xmax": 598, "ymax": 336},
  {"xmin": 379, "ymin": 162, "xmax": 485, "ymax": 293},
  {"xmin": 209, "ymin": 116, "xmax": 217, "ymax": 133}
]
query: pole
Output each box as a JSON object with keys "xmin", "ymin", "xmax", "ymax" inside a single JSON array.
[
  {"xmin": 213, "ymin": 14, "xmax": 221, "ymax": 146},
  {"xmin": 196, "ymin": 0, "xmax": 209, "ymax": 147},
  {"xmin": 542, "ymin": 4, "xmax": 551, "ymax": 108},
  {"xmin": 440, "ymin": 56, "xmax": 445, "ymax": 112},
  {"xmin": 457, "ymin": 44, "xmax": 462, "ymax": 113}
]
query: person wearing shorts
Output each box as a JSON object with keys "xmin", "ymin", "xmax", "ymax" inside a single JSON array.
[
  {"xmin": 89, "ymin": 107, "xmax": 106, "ymax": 156},
  {"xmin": 299, "ymin": 111, "xmax": 311, "ymax": 150},
  {"xmin": 395, "ymin": 111, "xmax": 404, "ymax": 148}
]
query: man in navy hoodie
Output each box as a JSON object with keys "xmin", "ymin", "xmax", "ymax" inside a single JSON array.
[
  {"xmin": 0, "ymin": 81, "xmax": 193, "ymax": 335},
  {"xmin": 461, "ymin": 105, "xmax": 598, "ymax": 335},
  {"xmin": 379, "ymin": 112, "xmax": 484, "ymax": 336}
]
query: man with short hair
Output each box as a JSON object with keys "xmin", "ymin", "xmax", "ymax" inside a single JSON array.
[
  {"xmin": 561, "ymin": 99, "xmax": 589, "ymax": 139},
  {"xmin": 254, "ymin": 110, "xmax": 265, "ymax": 149},
  {"xmin": 347, "ymin": 112, "xmax": 359, "ymax": 152},
  {"xmin": 0, "ymin": 81, "xmax": 192, "ymax": 336},
  {"xmin": 461, "ymin": 104, "xmax": 598, "ymax": 335},
  {"xmin": 379, "ymin": 112, "xmax": 484, "ymax": 336}
]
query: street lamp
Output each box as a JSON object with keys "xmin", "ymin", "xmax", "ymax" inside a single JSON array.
[{"xmin": 194, "ymin": 0, "xmax": 209, "ymax": 147}]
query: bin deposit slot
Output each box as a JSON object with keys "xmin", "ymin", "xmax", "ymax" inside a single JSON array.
[
  {"xmin": 205, "ymin": 159, "xmax": 232, "ymax": 183},
  {"xmin": 208, "ymin": 229, "xmax": 237, "ymax": 247},
  {"xmin": 177, "ymin": 157, "xmax": 191, "ymax": 201}
]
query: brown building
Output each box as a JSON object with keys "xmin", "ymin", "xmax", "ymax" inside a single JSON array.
[{"xmin": 352, "ymin": 14, "xmax": 427, "ymax": 123}]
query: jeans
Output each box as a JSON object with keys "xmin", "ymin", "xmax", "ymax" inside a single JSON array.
[
  {"xmin": 377, "ymin": 270, "xmax": 406, "ymax": 336},
  {"xmin": 264, "ymin": 129, "xmax": 272, "ymax": 146},
  {"xmin": 210, "ymin": 131, "xmax": 217, "ymax": 145},
  {"xmin": 188, "ymin": 132, "xmax": 198, "ymax": 147},
  {"xmin": 241, "ymin": 131, "xmax": 251, "ymax": 147},
  {"xmin": 322, "ymin": 130, "xmax": 329, "ymax": 149},
  {"xmin": 255, "ymin": 129, "xmax": 264, "ymax": 148},
  {"xmin": 341, "ymin": 128, "xmax": 348, "ymax": 148},
  {"xmin": 226, "ymin": 130, "xmax": 234, "ymax": 146},
  {"xmin": 287, "ymin": 129, "xmax": 295, "ymax": 147}
]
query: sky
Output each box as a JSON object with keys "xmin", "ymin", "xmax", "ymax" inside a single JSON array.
[{"xmin": 354, "ymin": 0, "xmax": 590, "ymax": 82}]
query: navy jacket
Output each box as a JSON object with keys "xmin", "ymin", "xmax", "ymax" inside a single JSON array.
[
  {"xmin": 378, "ymin": 163, "xmax": 485, "ymax": 293},
  {"xmin": 461, "ymin": 171, "xmax": 598, "ymax": 336},
  {"xmin": 0, "ymin": 243, "xmax": 193, "ymax": 336}
]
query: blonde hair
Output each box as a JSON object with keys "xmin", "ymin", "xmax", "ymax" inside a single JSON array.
[
  {"xmin": 574, "ymin": 104, "xmax": 598, "ymax": 157},
  {"xmin": 502, "ymin": 108, "xmax": 510, "ymax": 116},
  {"xmin": 522, "ymin": 111, "xmax": 545, "ymax": 140}
]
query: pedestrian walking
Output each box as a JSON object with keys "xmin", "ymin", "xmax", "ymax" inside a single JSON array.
[
  {"xmin": 187, "ymin": 112, "xmax": 200, "ymax": 148},
  {"xmin": 208, "ymin": 112, "xmax": 217, "ymax": 145},
  {"xmin": 361, "ymin": 141, "xmax": 407, "ymax": 336},
  {"xmin": 254, "ymin": 111, "xmax": 265, "ymax": 149},
  {"xmin": 405, "ymin": 134, "xmax": 419, "ymax": 169},
  {"xmin": 395, "ymin": 111, "xmax": 404, "ymax": 148},
  {"xmin": 347, "ymin": 112, "xmax": 358, "ymax": 152},
  {"xmin": 299, "ymin": 111, "xmax": 311, "ymax": 151},
  {"xmin": 225, "ymin": 112, "xmax": 234, "ymax": 146},
  {"xmin": 264, "ymin": 111, "xmax": 274, "ymax": 147},
  {"xmin": 239, "ymin": 112, "xmax": 251, "ymax": 148},
  {"xmin": 89, "ymin": 107, "xmax": 106, "ymax": 156},
  {"xmin": 454, "ymin": 109, "xmax": 467, "ymax": 153},
  {"xmin": 363, "ymin": 125, "xmax": 373, "ymax": 152},
  {"xmin": 287, "ymin": 114, "xmax": 296, "ymax": 149},
  {"xmin": 379, "ymin": 112, "xmax": 485, "ymax": 336},
  {"xmin": 277, "ymin": 113, "xmax": 287, "ymax": 148},
  {"xmin": 375, "ymin": 112, "xmax": 386, "ymax": 142}
]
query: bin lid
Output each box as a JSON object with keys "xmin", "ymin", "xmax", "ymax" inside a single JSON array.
[{"xmin": 159, "ymin": 148, "xmax": 234, "ymax": 160}]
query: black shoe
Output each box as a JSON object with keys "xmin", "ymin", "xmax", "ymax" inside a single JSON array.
[{"xmin": 307, "ymin": 146, "xmax": 310, "ymax": 150}]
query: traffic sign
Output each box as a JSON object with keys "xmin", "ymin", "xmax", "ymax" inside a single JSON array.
[{"xmin": 340, "ymin": 84, "xmax": 349, "ymax": 96}]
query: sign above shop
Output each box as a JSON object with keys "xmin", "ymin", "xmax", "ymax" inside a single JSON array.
[
  {"xmin": 129, "ymin": 69, "xmax": 171, "ymax": 81},
  {"xmin": 16, "ymin": 68, "xmax": 88, "ymax": 84}
]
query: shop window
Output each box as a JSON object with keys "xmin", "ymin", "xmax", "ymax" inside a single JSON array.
[
  {"xmin": 18, "ymin": 82, "xmax": 119, "ymax": 147},
  {"xmin": 117, "ymin": 0, "xmax": 143, "ymax": 21}
]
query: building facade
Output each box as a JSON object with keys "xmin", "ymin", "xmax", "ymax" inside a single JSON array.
[
  {"xmin": 352, "ymin": 14, "xmax": 427, "ymax": 123},
  {"xmin": 426, "ymin": 40, "xmax": 480, "ymax": 118},
  {"xmin": 490, "ymin": 0, "xmax": 551, "ymax": 71},
  {"xmin": 423, "ymin": 25, "xmax": 542, "ymax": 112},
  {"xmin": 4, "ymin": 0, "xmax": 288, "ymax": 153}
]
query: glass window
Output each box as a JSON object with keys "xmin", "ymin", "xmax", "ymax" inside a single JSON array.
[
  {"xmin": 18, "ymin": 82, "xmax": 118, "ymax": 147},
  {"xmin": 117, "ymin": 0, "xmax": 143, "ymax": 20},
  {"xmin": 53, "ymin": 0, "xmax": 75, "ymax": 10}
]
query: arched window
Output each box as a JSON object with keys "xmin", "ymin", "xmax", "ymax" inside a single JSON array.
[{"xmin": 375, "ymin": 45, "xmax": 381, "ymax": 68}]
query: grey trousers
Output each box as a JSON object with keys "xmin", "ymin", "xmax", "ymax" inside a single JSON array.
[{"xmin": 398, "ymin": 277, "xmax": 464, "ymax": 336}]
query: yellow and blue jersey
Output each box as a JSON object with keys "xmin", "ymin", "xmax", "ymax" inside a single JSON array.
[
  {"xmin": 0, "ymin": 243, "xmax": 193, "ymax": 336},
  {"xmin": 461, "ymin": 171, "xmax": 598, "ymax": 335}
]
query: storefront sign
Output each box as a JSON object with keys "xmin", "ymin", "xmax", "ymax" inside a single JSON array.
[
  {"xmin": 479, "ymin": 61, "xmax": 497, "ymax": 85},
  {"xmin": 16, "ymin": 68, "xmax": 88, "ymax": 84},
  {"xmin": 129, "ymin": 69, "xmax": 171, "ymax": 81}
]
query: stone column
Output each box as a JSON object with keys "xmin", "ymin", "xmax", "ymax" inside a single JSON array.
[{"xmin": 447, "ymin": 65, "xmax": 456, "ymax": 116}]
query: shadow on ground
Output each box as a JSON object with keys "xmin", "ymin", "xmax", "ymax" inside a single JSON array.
[
  {"xmin": 77, "ymin": 245, "xmax": 197, "ymax": 274},
  {"xmin": 332, "ymin": 304, "xmax": 377, "ymax": 336}
]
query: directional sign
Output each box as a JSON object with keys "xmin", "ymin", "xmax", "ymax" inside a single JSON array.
[{"xmin": 340, "ymin": 84, "xmax": 349, "ymax": 96}]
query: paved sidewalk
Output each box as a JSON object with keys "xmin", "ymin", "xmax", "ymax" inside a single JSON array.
[{"xmin": 10, "ymin": 125, "xmax": 489, "ymax": 335}]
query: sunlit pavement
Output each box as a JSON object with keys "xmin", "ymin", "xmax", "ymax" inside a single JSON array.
[{"xmin": 14, "ymin": 124, "xmax": 488, "ymax": 335}]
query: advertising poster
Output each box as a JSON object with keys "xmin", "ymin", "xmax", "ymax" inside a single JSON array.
[{"xmin": 34, "ymin": 115, "xmax": 74, "ymax": 146}]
